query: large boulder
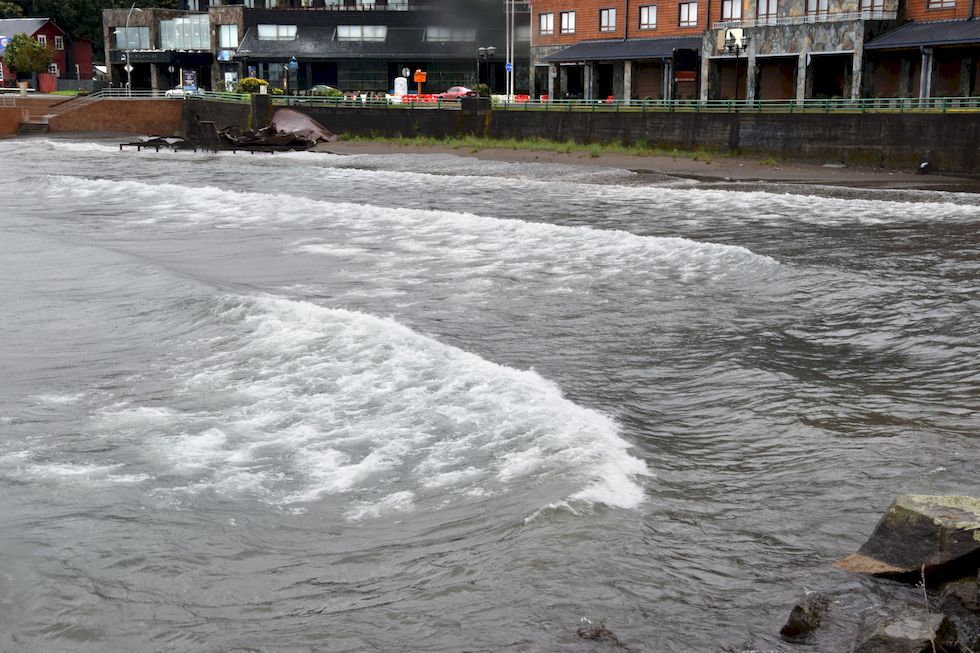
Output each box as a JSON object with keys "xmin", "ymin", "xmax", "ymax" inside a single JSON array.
[
  {"xmin": 853, "ymin": 611, "xmax": 958, "ymax": 653},
  {"xmin": 835, "ymin": 495, "xmax": 980, "ymax": 584}
]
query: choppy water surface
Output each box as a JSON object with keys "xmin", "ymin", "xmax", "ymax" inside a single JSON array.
[{"xmin": 0, "ymin": 138, "xmax": 977, "ymax": 652}]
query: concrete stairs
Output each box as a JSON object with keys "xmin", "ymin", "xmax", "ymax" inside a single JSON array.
[{"xmin": 18, "ymin": 119, "xmax": 49, "ymax": 135}]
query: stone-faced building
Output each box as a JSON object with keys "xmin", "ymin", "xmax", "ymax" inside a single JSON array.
[
  {"xmin": 530, "ymin": 0, "xmax": 704, "ymax": 100},
  {"xmin": 701, "ymin": 0, "xmax": 900, "ymax": 101}
]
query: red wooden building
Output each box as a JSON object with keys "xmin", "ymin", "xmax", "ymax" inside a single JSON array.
[{"xmin": 0, "ymin": 18, "xmax": 93, "ymax": 89}]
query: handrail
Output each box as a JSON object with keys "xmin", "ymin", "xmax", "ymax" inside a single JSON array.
[
  {"xmin": 492, "ymin": 96, "xmax": 980, "ymax": 113},
  {"xmin": 714, "ymin": 8, "xmax": 896, "ymax": 28}
]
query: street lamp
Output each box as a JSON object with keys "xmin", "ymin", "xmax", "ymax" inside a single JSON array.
[
  {"xmin": 724, "ymin": 30, "xmax": 750, "ymax": 102},
  {"xmin": 123, "ymin": 3, "xmax": 141, "ymax": 97},
  {"xmin": 478, "ymin": 46, "xmax": 496, "ymax": 94}
]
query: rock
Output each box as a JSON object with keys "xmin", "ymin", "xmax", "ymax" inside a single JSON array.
[
  {"xmin": 779, "ymin": 591, "xmax": 830, "ymax": 643},
  {"xmin": 916, "ymin": 160, "xmax": 935, "ymax": 174},
  {"xmin": 577, "ymin": 620, "xmax": 623, "ymax": 647},
  {"xmin": 853, "ymin": 611, "xmax": 958, "ymax": 653},
  {"xmin": 939, "ymin": 573, "xmax": 979, "ymax": 613},
  {"xmin": 835, "ymin": 495, "xmax": 980, "ymax": 584}
]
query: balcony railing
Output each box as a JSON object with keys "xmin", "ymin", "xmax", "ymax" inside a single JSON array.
[{"xmin": 714, "ymin": 9, "xmax": 896, "ymax": 29}]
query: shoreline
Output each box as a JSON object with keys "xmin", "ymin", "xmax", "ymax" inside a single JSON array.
[{"xmin": 318, "ymin": 139, "xmax": 980, "ymax": 194}]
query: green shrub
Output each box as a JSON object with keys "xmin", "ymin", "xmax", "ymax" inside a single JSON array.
[
  {"xmin": 235, "ymin": 77, "xmax": 268, "ymax": 93},
  {"xmin": 473, "ymin": 83, "xmax": 490, "ymax": 98},
  {"xmin": 270, "ymin": 87, "xmax": 284, "ymax": 95}
]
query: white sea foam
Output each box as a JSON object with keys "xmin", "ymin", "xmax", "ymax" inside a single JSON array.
[{"xmin": 131, "ymin": 294, "xmax": 654, "ymax": 516}]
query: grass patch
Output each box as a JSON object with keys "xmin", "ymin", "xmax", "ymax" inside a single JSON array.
[
  {"xmin": 49, "ymin": 90, "xmax": 80, "ymax": 96},
  {"xmin": 340, "ymin": 133, "xmax": 720, "ymax": 161}
]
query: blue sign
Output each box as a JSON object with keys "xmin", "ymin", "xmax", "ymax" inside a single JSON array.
[
  {"xmin": 216, "ymin": 49, "xmax": 234, "ymax": 62},
  {"xmin": 182, "ymin": 69, "xmax": 198, "ymax": 92},
  {"xmin": 288, "ymin": 57, "xmax": 298, "ymax": 71},
  {"xmin": 505, "ymin": 62, "xmax": 513, "ymax": 72},
  {"xmin": 0, "ymin": 35, "xmax": 9, "ymax": 56}
]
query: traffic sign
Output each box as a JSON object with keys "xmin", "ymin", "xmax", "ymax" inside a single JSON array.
[
  {"xmin": 123, "ymin": 63, "xmax": 134, "ymax": 73},
  {"xmin": 402, "ymin": 67, "xmax": 411, "ymax": 78},
  {"xmin": 505, "ymin": 62, "xmax": 513, "ymax": 72}
]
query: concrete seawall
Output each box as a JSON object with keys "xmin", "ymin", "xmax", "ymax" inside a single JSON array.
[
  {"xmin": 178, "ymin": 98, "xmax": 974, "ymax": 173},
  {"xmin": 49, "ymin": 99, "xmax": 183, "ymax": 135}
]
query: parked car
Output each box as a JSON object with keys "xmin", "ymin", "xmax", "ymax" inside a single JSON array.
[
  {"xmin": 309, "ymin": 84, "xmax": 342, "ymax": 97},
  {"xmin": 164, "ymin": 85, "xmax": 203, "ymax": 98},
  {"xmin": 436, "ymin": 86, "xmax": 477, "ymax": 99}
]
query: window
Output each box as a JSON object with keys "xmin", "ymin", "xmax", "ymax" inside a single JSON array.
[
  {"xmin": 209, "ymin": 0, "xmax": 220, "ymax": 6},
  {"xmin": 54, "ymin": 35, "xmax": 64, "ymax": 50},
  {"xmin": 48, "ymin": 63, "xmax": 59, "ymax": 75},
  {"xmin": 721, "ymin": 0, "xmax": 741, "ymax": 19},
  {"xmin": 257, "ymin": 24, "xmax": 298, "ymax": 40},
  {"xmin": 679, "ymin": 1, "xmax": 697, "ymax": 25},
  {"xmin": 926, "ymin": 0, "xmax": 954, "ymax": 7},
  {"xmin": 860, "ymin": 0, "xmax": 884, "ymax": 8},
  {"xmin": 218, "ymin": 24, "xmax": 239, "ymax": 48},
  {"xmin": 758, "ymin": 0, "xmax": 777, "ymax": 18},
  {"xmin": 160, "ymin": 15, "xmax": 210, "ymax": 49},
  {"xmin": 560, "ymin": 11, "xmax": 575, "ymax": 33},
  {"xmin": 639, "ymin": 5, "xmax": 657, "ymax": 28},
  {"xmin": 516, "ymin": 24, "xmax": 531, "ymax": 40},
  {"xmin": 0, "ymin": 65, "xmax": 5, "ymax": 82},
  {"xmin": 113, "ymin": 26, "xmax": 150, "ymax": 49},
  {"xmin": 37, "ymin": 34, "xmax": 46, "ymax": 47},
  {"xmin": 424, "ymin": 27, "xmax": 477, "ymax": 41},
  {"xmin": 336, "ymin": 25, "xmax": 387, "ymax": 41},
  {"xmin": 599, "ymin": 8, "xmax": 616, "ymax": 31},
  {"xmin": 806, "ymin": 0, "xmax": 828, "ymax": 15},
  {"xmin": 244, "ymin": 0, "xmax": 255, "ymax": 7},
  {"xmin": 539, "ymin": 12, "xmax": 554, "ymax": 35}
]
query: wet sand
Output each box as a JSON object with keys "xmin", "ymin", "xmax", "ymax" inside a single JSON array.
[{"xmin": 318, "ymin": 140, "xmax": 980, "ymax": 194}]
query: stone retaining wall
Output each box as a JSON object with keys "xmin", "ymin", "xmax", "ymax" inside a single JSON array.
[{"xmin": 183, "ymin": 98, "xmax": 980, "ymax": 172}]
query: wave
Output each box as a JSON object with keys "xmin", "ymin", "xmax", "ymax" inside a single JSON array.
[{"xmin": 79, "ymin": 294, "xmax": 652, "ymax": 517}]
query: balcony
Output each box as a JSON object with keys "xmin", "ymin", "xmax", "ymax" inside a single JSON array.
[{"xmin": 714, "ymin": 9, "xmax": 896, "ymax": 29}]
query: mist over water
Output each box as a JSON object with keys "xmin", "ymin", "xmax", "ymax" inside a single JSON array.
[{"xmin": 0, "ymin": 138, "xmax": 977, "ymax": 652}]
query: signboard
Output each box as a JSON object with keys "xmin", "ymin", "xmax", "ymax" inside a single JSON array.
[
  {"xmin": 216, "ymin": 49, "xmax": 234, "ymax": 62},
  {"xmin": 0, "ymin": 35, "xmax": 9, "ymax": 56},
  {"xmin": 413, "ymin": 69, "xmax": 426, "ymax": 83},
  {"xmin": 674, "ymin": 71, "xmax": 697, "ymax": 82},
  {"xmin": 124, "ymin": 63, "xmax": 134, "ymax": 73},
  {"xmin": 393, "ymin": 76, "xmax": 408, "ymax": 97},
  {"xmin": 247, "ymin": 65, "xmax": 257, "ymax": 78},
  {"xmin": 182, "ymin": 69, "xmax": 198, "ymax": 92},
  {"xmin": 288, "ymin": 57, "xmax": 298, "ymax": 71},
  {"xmin": 505, "ymin": 62, "xmax": 513, "ymax": 72},
  {"xmin": 224, "ymin": 71, "xmax": 239, "ymax": 92}
]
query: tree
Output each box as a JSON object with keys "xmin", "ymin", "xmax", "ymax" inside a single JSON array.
[
  {"xmin": 2, "ymin": 32, "xmax": 52, "ymax": 78},
  {"xmin": 0, "ymin": 1, "xmax": 24, "ymax": 18}
]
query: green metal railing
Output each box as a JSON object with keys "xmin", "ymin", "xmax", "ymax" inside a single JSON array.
[
  {"xmin": 270, "ymin": 94, "xmax": 462, "ymax": 110},
  {"xmin": 493, "ymin": 96, "xmax": 980, "ymax": 113}
]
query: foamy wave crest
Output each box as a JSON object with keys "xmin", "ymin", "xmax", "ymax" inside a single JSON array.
[
  {"xmin": 144, "ymin": 294, "xmax": 651, "ymax": 516},
  {"xmin": 50, "ymin": 176, "xmax": 778, "ymax": 279}
]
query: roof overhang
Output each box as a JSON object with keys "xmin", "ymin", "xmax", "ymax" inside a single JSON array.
[
  {"xmin": 541, "ymin": 37, "xmax": 702, "ymax": 63},
  {"xmin": 865, "ymin": 18, "xmax": 980, "ymax": 50}
]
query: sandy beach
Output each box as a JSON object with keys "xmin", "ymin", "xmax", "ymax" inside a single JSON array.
[{"xmin": 319, "ymin": 139, "xmax": 980, "ymax": 194}]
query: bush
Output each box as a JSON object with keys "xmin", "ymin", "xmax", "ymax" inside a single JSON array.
[
  {"xmin": 235, "ymin": 77, "xmax": 268, "ymax": 93},
  {"xmin": 473, "ymin": 83, "xmax": 490, "ymax": 98},
  {"xmin": 270, "ymin": 87, "xmax": 284, "ymax": 95}
]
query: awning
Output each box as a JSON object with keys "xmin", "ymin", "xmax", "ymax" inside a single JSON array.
[
  {"xmin": 541, "ymin": 37, "xmax": 702, "ymax": 63},
  {"xmin": 865, "ymin": 19, "xmax": 980, "ymax": 50},
  {"xmin": 236, "ymin": 26, "xmax": 482, "ymax": 61}
]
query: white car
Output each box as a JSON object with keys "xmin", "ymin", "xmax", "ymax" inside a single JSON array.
[{"xmin": 164, "ymin": 86, "xmax": 203, "ymax": 98}]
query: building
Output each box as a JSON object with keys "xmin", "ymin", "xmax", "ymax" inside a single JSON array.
[
  {"xmin": 0, "ymin": 18, "xmax": 93, "ymax": 88},
  {"xmin": 863, "ymin": 0, "xmax": 980, "ymax": 98},
  {"xmin": 530, "ymin": 0, "xmax": 705, "ymax": 100},
  {"xmin": 702, "ymin": 0, "xmax": 901, "ymax": 101},
  {"xmin": 103, "ymin": 0, "xmax": 530, "ymax": 95}
]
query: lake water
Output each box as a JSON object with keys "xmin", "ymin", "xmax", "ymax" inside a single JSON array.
[{"xmin": 1, "ymin": 137, "xmax": 977, "ymax": 652}]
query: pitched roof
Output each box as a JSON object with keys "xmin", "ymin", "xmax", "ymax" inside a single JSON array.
[
  {"xmin": 541, "ymin": 37, "xmax": 703, "ymax": 63},
  {"xmin": 0, "ymin": 18, "xmax": 52, "ymax": 38},
  {"xmin": 236, "ymin": 25, "xmax": 484, "ymax": 60},
  {"xmin": 865, "ymin": 18, "xmax": 980, "ymax": 49}
]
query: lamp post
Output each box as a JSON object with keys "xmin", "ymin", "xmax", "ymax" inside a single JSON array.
[
  {"xmin": 478, "ymin": 46, "xmax": 496, "ymax": 94},
  {"xmin": 123, "ymin": 2, "xmax": 141, "ymax": 98},
  {"xmin": 724, "ymin": 31, "xmax": 750, "ymax": 102}
]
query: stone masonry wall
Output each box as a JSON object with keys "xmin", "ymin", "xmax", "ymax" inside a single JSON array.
[
  {"xmin": 48, "ymin": 99, "xmax": 184, "ymax": 135},
  {"xmin": 0, "ymin": 107, "xmax": 28, "ymax": 137}
]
